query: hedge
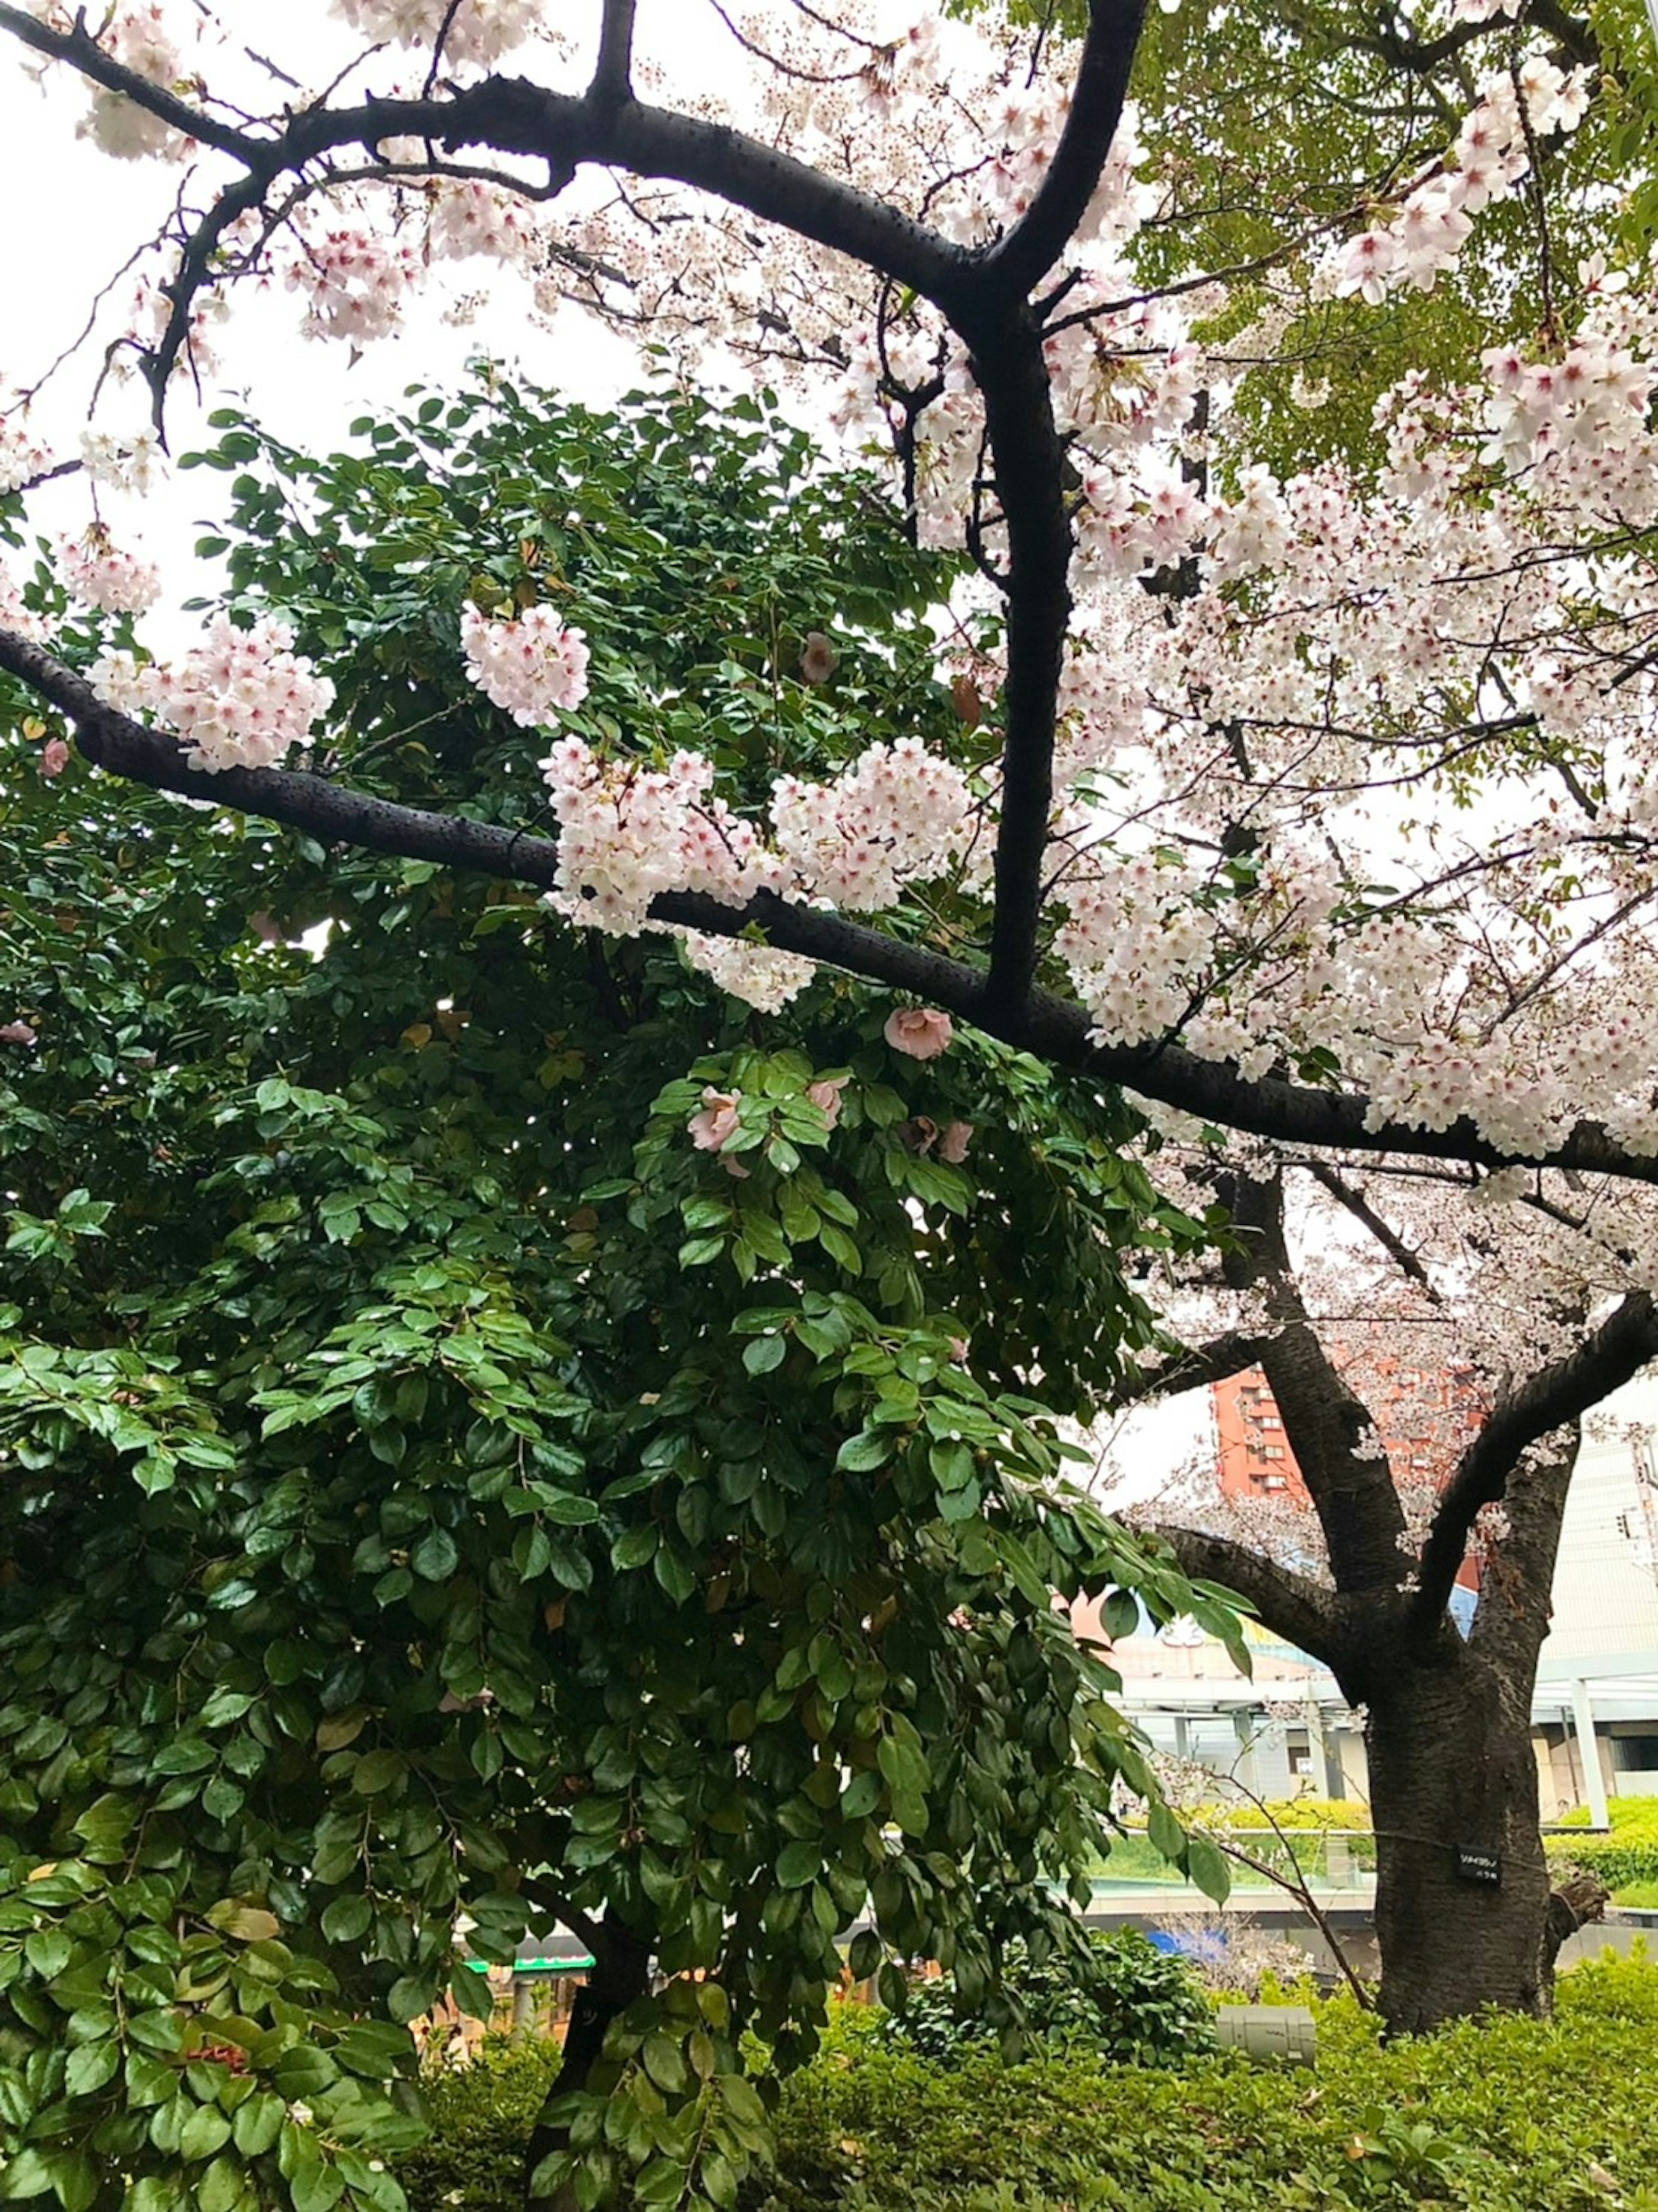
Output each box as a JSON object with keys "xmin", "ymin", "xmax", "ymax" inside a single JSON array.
[
  {"xmin": 756, "ymin": 1952, "xmax": 1658, "ymax": 2212},
  {"xmin": 1548, "ymin": 1795, "xmax": 1658, "ymax": 1895},
  {"xmin": 399, "ymin": 1950, "xmax": 1658, "ymax": 2212}
]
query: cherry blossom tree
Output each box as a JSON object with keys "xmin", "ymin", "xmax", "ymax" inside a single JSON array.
[
  {"xmin": 1109, "ymin": 1141, "xmax": 1658, "ymax": 2029},
  {"xmin": 1, "ymin": 0, "xmax": 1657, "ymax": 2057},
  {"xmin": 0, "ymin": 0, "xmax": 1654, "ymax": 1184}
]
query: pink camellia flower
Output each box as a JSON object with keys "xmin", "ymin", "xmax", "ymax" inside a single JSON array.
[
  {"xmin": 806, "ymin": 1076, "xmax": 847, "ymax": 1130},
  {"xmin": 0, "ymin": 1021, "xmax": 37, "ymax": 1046},
  {"xmin": 688, "ymin": 1086, "xmax": 742, "ymax": 1151},
  {"xmin": 938, "ymin": 1120, "xmax": 974, "ymax": 1164},
  {"xmin": 884, "ymin": 1007, "xmax": 953, "ymax": 1060},
  {"xmin": 39, "ymin": 737, "xmax": 70, "ymax": 779}
]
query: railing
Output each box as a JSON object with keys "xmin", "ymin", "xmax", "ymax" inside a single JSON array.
[{"xmin": 1093, "ymin": 1828, "xmax": 1378, "ymax": 1895}]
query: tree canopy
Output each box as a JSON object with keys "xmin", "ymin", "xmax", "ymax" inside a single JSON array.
[
  {"xmin": 3, "ymin": 0, "xmax": 1658, "ymax": 2194},
  {"xmin": 0, "ymin": 375, "xmax": 1243, "ymax": 2212}
]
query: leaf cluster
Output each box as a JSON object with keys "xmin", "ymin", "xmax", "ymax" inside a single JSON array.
[{"xmin": 0, "ymin": 378, "xmax": 1238, "ymax": 2209}]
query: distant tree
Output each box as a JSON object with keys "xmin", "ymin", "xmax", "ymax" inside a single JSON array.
[{"xmin": 1114, "ymin": 1149, "xmax": 1658, "ymax": 2030}]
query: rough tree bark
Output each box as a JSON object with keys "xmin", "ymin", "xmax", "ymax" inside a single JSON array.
[
  {"xmin": 1157, "ymin": 1175, "xmax": 1654, "ymax": 2033},
  {"xmin": 1362, "ymin": 1635, "xmax": 1554, "ymax": 2028}
]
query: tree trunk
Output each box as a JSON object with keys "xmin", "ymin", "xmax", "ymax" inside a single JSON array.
[
  {"xmin": 524, "ymin": 1918, "xmax": 651, "ymax": 2212},
  {"xmin": 1366, "ymin": 1641, "xmax": 1552, "ymax": 2033}
]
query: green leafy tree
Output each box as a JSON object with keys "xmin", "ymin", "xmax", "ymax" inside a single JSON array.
[
  {"xmin": 0, "ymin": 380, "xmax": 1238, "ymax": 2212},
  {"xmin": 955, "ymin": 0, "xmax": 1658, "ymax": 475}
]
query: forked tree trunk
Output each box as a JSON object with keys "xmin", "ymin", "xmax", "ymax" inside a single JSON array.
[{"xmin": 1366, "ymin": 1640, "xmax": 1553, "ymax": 2033}]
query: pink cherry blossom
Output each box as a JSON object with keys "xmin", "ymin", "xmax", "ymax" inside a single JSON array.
[
  {"xmin": 884, "ymin": 1008, "xmax": 954, "ymax": 1061},
  {"xmin": 465, "ymin": 606, "xmax": 591, "ymax": 729},
  {"xmin": 0, "ymin": 1021, "xmax": 37, "ymax": 1046},
  {"xmin": 39, "ymin": 738, "xmax": 70, "ymax": 779}
]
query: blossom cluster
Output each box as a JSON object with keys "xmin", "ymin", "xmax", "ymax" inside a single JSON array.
[
  {"xmin": 538, "ymin": 738, "xmax": 785, "ymax": 936},
  {"xmin": 0, "ymin": 410, "xmax": 51, "ymax": 495},
  {"xmin": 676, "ymin": 932, "xmax": 816, "ymax": 1016},
  {"xmin": 93, "ymin": 616, "xmax": 336, "ymax": 773},
  {"xmin": 79, "ymin": 6, "xmax": 184, "ymax": 161},
  {"xmin": 58, "ymin": 532, "xmax": 162, "ymax": 615},
  {"xmin": 285, "ymin": 229, "xmax": 421, "ymax": 346},
  {"xmin": 1332, "ymin": 60, "xmax": 1589, "ymax": 304},
  {"xmin": 330, "ymin": 0, "xmax": 539, "ymax": 72},
  {"xmin": 78, "ymin": 427, "xmax": 165, "ymax": 496},
  {"xmin": 772, "ymin": 739, "xmax": 983, "ymax": 912},
  {"xmin": 462, "ymin": 606, "xmax": 591, "ymax": 728}
]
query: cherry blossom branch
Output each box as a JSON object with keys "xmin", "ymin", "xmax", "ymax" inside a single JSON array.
[
  {"xmin": 1119, "ymin": 1331, "xmax": 1280, "ymax": 1404},
  {"xmin": 1413, "ymin": 1290, "xmax": 1658, "ymax": 1630},
  {"xmin": 979, "ymin": 0, "xmax": 1145, "ymax": 304},
  {"xmin": 10, "ymin": 628, "xmax": 1658, "ymax": 1190},
  {"xmin": 1299, "ymin": 1161, "xmax": 1443, "ymax": 1303},
  {"xmin": 0, "ymin": 3, "xmax": 257, "ymax": 158}
]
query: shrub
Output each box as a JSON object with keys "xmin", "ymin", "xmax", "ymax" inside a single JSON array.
[
  {"xmin": 753, "ymin": 1955, "xmax": 1658, "ymax": 2212},
  {"xmin": 397, "ymin": 2035, "xmax": 560, "ymax": 2212},
  {"xmin": 875, "ymin": 1928, "xmax": 1214, "ymax": 2067},
  {"xmin": 400, "ymin": 1952, "xmax": 1658, "ymax": 2212},
  {"xmin": 1548, "ymin": 1796, "xmax": 1658, "ymax": 1893}
]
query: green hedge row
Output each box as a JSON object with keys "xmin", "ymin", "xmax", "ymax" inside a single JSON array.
[
  {"xmin": 757, "ymin": 1954, "xmax": 1658, "ymax": 2212},
  {"xmin": 399, "ymin": 1952, "xmax": 1658, "ymax": 2212},
  {"xmin": 1548, "ymin": 1795, "xmax": 1658, "ymax": 1895}
]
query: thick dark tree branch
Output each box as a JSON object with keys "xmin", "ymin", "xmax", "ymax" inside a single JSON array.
[
  {"xmin": 1465, "ymin": 1429, "xmax": 1575, "ymax": 1670},
  {"xmin": 592, "ymin": 0, "xmax": 639, "ymax": 109},
  {"xmin": 1151, "ymin": 1524, "xmax": 1345, "ymax": 1669},
  {"xmin": 1413, "ymin": 1291, "xmax": 1658, "ymax": 1629},
  {"xmin": 519, "ymin": 1877, "xmax": 604, "ymax": 1964},
  {"xmin": 979, "ymin": 0, "xmax": 1146, "ymax": 303},
  {"xmin": 254, "ymin": 81, "xmax": 976, "ymax": 312},
  {"xmin": 975, "ymin": 325, "xmax": 1074, "ymax": 1019},
  {"xmin": 971, "ymin": 1, "xmax": 1153, "ymax": 1020},
  {"xmin": 10, "ymin": 629, "xmax": 1658, "ymax": 1188},
  {"xmin": 1120, "ymin": 1329, "xmax": 1278, "ymax": 1403},
  {"xmin": 1217, "ymin": 1169, "xmax": 1408, "ymax": 1594}
]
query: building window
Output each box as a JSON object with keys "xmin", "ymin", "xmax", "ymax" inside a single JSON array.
[{"xmin": 1286, "ymin": 1727, "xmax": 1314, "ymax": 1778}]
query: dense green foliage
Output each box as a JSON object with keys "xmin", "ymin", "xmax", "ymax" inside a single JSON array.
[
  {"xmin": 872, "ymin": 1929, "xmax": 1213, "ymax": 2067},
  {"xmin": 1550, "ymin": 1797, "xmax": 1658, "ymax": 1897},
  {"xmin": 400, "ymin": 1954, "xmax": 1658, "ymax": 2212},
  {"xmin": 0, "ymin": 378, "xmax": 1239, "ymax": 2212},
  {"xmin": 952, "ymin": 0, "xmax": 1658, "ymax": 479}
]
